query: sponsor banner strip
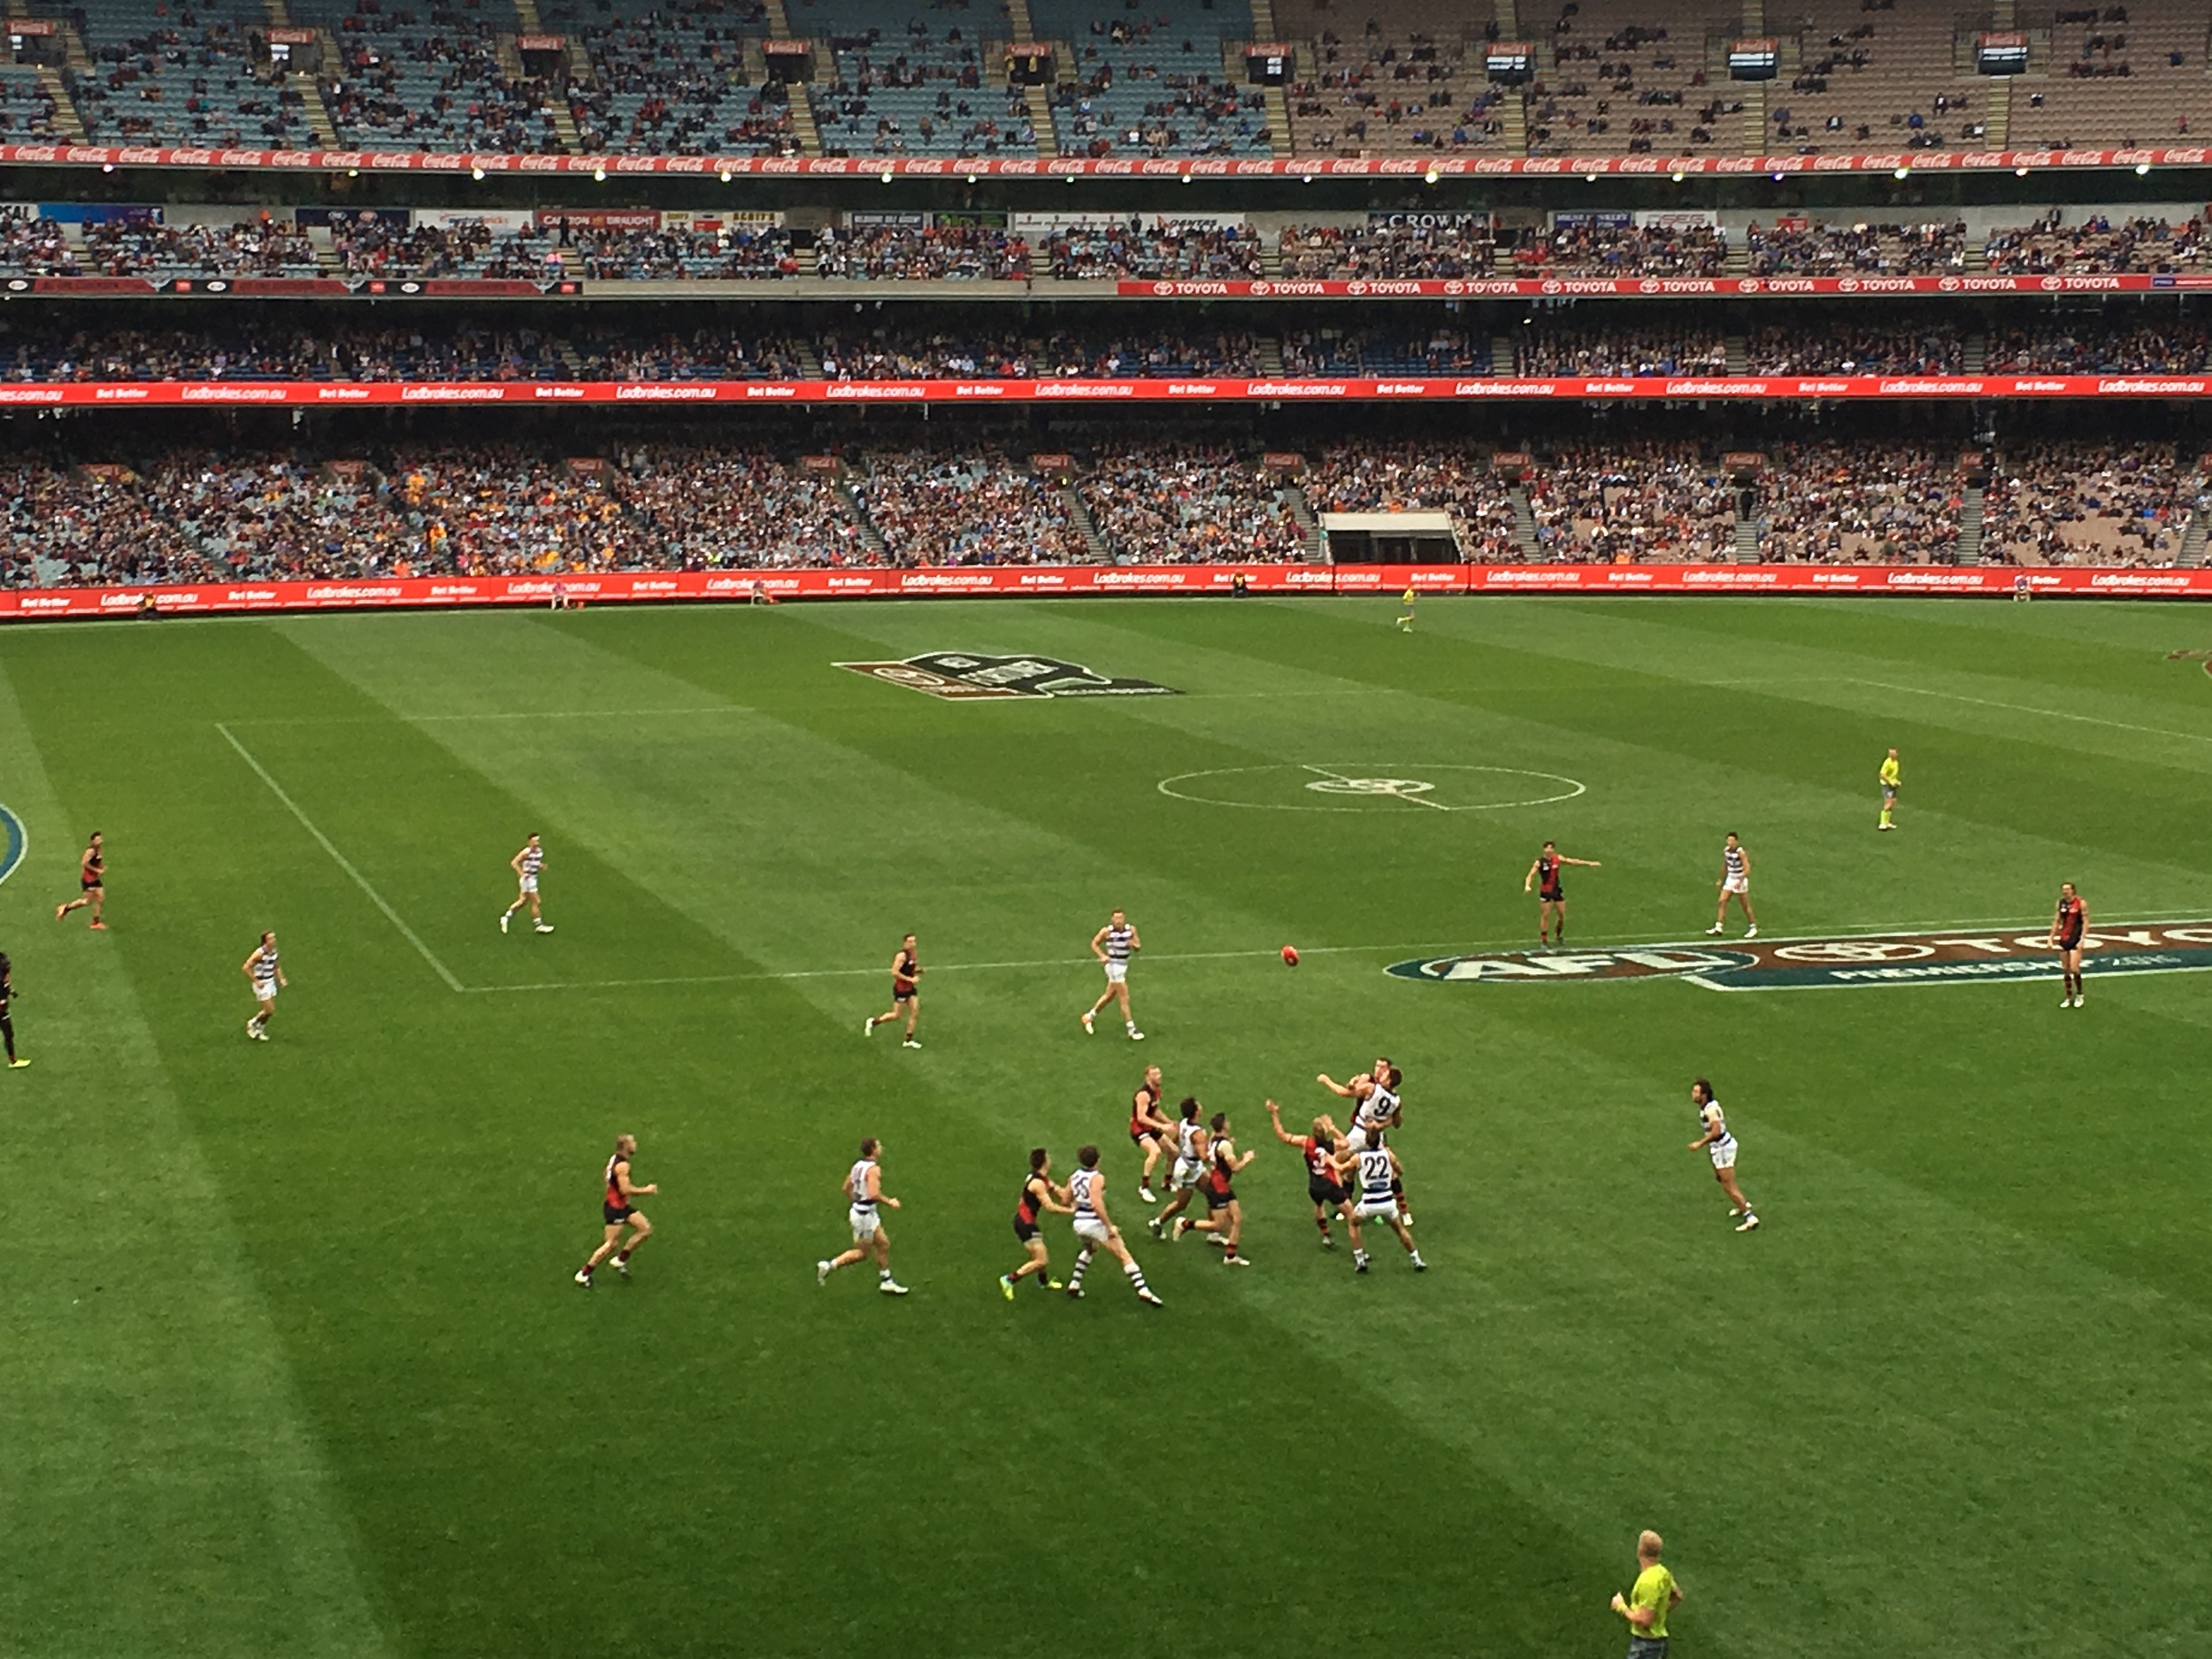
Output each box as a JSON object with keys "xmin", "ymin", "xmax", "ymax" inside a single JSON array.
[
  {"xmin": 0, "ymin": 374, "xmax": 2204, "ymax": 408},
  {"xmin": 0, "ymin": 142, "xmax": 2208, "ymax": 180},
  {"xmin": 4, "ymin": 562, "xmax": 2210, "ymax": 621},
  {"xmin": 1118, "ymin": 274, "xmax": 2212, "ymax": 298}
]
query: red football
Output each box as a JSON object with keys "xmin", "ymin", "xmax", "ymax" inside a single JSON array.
[{"xmin": 1282, "ymin": 945, "xmax": 1300, "ymax": 966}]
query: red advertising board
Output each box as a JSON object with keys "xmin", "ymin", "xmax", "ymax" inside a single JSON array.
[
  {"xmin": 0, "ymin": 374, "xmax": 2203, "ymax": 408},
  {"xmin": 1116, "ymin": 274, "xmax": 2212, "ymax": 298},
  {"xmin": 0, "ymin": 140, "xmax": 2207, "ymax": 181},
  {"xmin": 0, "ymin": 563, "xmax": 2193, "ymax": 622}
]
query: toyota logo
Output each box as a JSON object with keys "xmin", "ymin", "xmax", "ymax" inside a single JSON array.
[
  {"xmin": 1939, "ymin": 276, "xmax": 1961, "ymax": 291},
  {"xmin": 1772, "ymin": 941, "xmax": 1937, "ymax": 963}
]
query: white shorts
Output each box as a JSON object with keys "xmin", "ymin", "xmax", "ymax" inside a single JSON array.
[
  {"xmin": 1346, "ymin": 1125, "xmax": 1374, "ymax": 1154},
  {"xmin": 1073, "ymin": 1216, "xmax": 1111, "ymax": 1247},
  {"xmin": 253, "ymin": 980, "xmax": 278, "ymax": 1004},
  {"xmin": 1355, "ymin": 1196, "xmax": 1402, "ymax": 1222},
  {"xmin": 1708, "ymin": 1139, "xmax": 1738, "ymax": 1171},
  {"xmin": 848, "ymin": 1204, "xmax": 880, "ymax": 1241},
  {"xmin": 519, "ymin": 874, "xmax": 539, "ymax": 895},
  {"xmin": 1170, "ymin": 1156, "xmax": 1202, "ymax": 1191},
  {"xmin": 1723, "ymin": 876, "xmax": 1748, "ymax": 895},
  {"xmin": 1103, "ymin": 960, "xmax": 1127, "ymax": 986}
]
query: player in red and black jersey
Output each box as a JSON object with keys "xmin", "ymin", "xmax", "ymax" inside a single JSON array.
[
  {"xmin": 56, "ymin": 832, "xmax": 107, "ymax": 931},
  {"xmin": 2048, "ymin": 882, "xmax": 2089, "ymax": 1010},
  {"xmin": 1128, "ymin": 1064, "xmax": 1172, "ymax": 1202},
  {"xmin": 575, "ymin": 1133, "xmax": 658, "ymax": 1287},
  {"xmin": 865, "ymin": 933, "xmax": 923, "ymax": 1048},
  {"xmin": 1000, "ymin": 1147, "xmax": 1073, "ymax": 1299},
  {"xmin": 1268, "ymin": 1098, "xmax": 1348, "ymax": 1248},
  {"xmin": 1523, "ymin": 840, "xmax": 1600, "ymax": 945},
  {"xmin": 1177, "ymin": 1110, "xmax": 1256, "ymax": 1266}
]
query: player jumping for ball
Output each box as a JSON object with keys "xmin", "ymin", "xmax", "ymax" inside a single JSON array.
[
  {"xmin": 865, "ymin": 933, "xmax": 922, "ymax": 1048},
  {"xmin": 2050, "ymin": 881, "xmax": 2088, "ymax": 1009},
  {"xmin": 1525, "ymin": 841, "xmax": 1601, "ymax": 945},
  {"xmin": 818, "ymin": 1137, "xmax": 909, "ymax": 1294},
  {"xmin": 1705, "ymin": 832, "xmax": 1757, "ymax": 939},
  {"xmin": 576, "ymin": 1133, "xmax": 657, "ymax": 1286},
  {"xmin": 1269, "ymin": 1098, "xmax": 1349, "ymax": 1248},
  {"xmin": 56, "ymin": 832, "xmax": 106, "ymax": 930},
  {"xmin": 1082, "ymin": 909, "xmax": 1143, "ymax": 1041},
  {"xmin": 1687, "ymin": 1079, "xmax": 1759, "ymax": 1233},
  {"xmin": 500, "ymin": 833, "xmax": 552, "ymax": 934}
]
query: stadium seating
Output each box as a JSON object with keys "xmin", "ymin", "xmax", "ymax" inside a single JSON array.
[
  {"xmin": 1031, "ymin": 0, "xmax": 1270, "ymax": 157},
  {"xmin": 0, "ymin": 61, "xmax": 67, "ymax": 140},
  {"xmin": 2008, "ymin": 0, "xmax": 2211, "ymax": 148},
  {"xmin": 65, "ymin": 2, "xmax": 315, "ymax": 146}
]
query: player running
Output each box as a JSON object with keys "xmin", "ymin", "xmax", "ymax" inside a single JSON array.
[
  {"xmin": 1129, "ymin": 1064, "xmax": 1172, "ymax": 1202},
  {"xmin": 0, "ymin": 952, "xmax": 27, "ymax": 1069},
  {"xmin": 1175, "ymin": 1110, "xmax": 1255, "ymax": 1265},
  {"xmin": 2049, "ymin": 881, "xmax": 2088, "ymax": 1009},
  {"xmin": 500, "ymin": 833, "xmax": 552, "ymax": 934},
  {"xmin": 1269, "ymin": 1099, "xmax": 1348, "ymax": 1248},
  {"xmin": 865, "ymin": 933, "xmax": 923, "ymax": 1048},
  {"xmin": 1001, "ymin": 1148, "xmax": 1071, "ymax": 1298},
  {"xmin": 1081, "ymin": 909, "xmax": 1143, "ymax": 1041},
  {"xmin": 1524, "ymin": 841, "xmax": 1601, "ymax": 945},
  {"xmin": 1878, "ymin": 749, "xmax": 1901, "ymax": 832},
  {"xmin": 1338, "ymin": 1139, "xmax": 1425, "ymax": 1273},
  {"xmin": 1148, "ymin": 1097, "xmax": 1209, "ymax": 1240},
  {"xmin": 1396, "ymin": 584, "xmax": 1417, "ymax": 632},
  {"xmin": 1687, "ymin": 1078, "xmax": 1759, "ymax": 1233},
  {"xmin": 1705, "ymin": 832, "xmax": 1758, "ymax": 939},
  {"xmin": 818, "ymin": 1137, "xmax": 909, "ymax": 1294},
  {"xmin": 1064, "ymin": 1145, "xmax": 1162, "ymax": 1306},
  {"xmin": 55, "ymin": 832, "xmax": 106, "ymax": 930},
  {"xmin": 574, "ymin": 1133, "xmax": 657, "ymax": 1286},
  {"xmin": 242, "ymin": 930, "xmax": 286, "ymax": 1041}
]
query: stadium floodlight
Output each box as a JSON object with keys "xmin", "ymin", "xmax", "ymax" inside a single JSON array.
[
  {"xmin": 965, "ymin": 173, "xmax": 978, "ymax": 184},
  {"xmin": 102, "ymin": 162, "xmax": 114, "ymax": 173},
  {"xmin": 2136, "ymin": 162, "xmax": 2152, "ymax": 176},
  {"xmin": 472, "ymin": 166, "xmax": 485, "ymax": 180},
  {"xmin": 719, "ymin": 169, "xmax": 732, "ymax": 182},
  {"xmin": 1179, "ymin": 173, "xmax": 1192, "ymax": 184},
  {"xmin": 1424, "ymin": 166, "xmax": 1439, "ymax": 185},
  {"xmin": 1671, "ymin": 170, "xmax": 1685, "ymax": 182},
  {"xmin": 880, "ymin": 169, "xmax": 894, "ymax": 183},
  {"xmin": 1893, "ymin": 166, "xmax": 1909, "ymax": 180},
  {"xmin": 2016, "ymin": 165, "xmax": 2031, "ymax": 176},
  {"xmin": 1301, "ymin": 173, "xmax": 1314, "ymax": 184},
  {"xmin": 593, "ymin": 166, "xmax": 607, "ymax": 181},
  {"xmin": 1585, "ymin": 173, "xmax": 1598, "ymax": 182}
]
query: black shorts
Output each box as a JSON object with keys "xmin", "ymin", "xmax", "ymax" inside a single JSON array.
[
  {"xmin": 1130, "ymin": 1128, "xmax": 1152, "ymax": 1147},
  {"xmin": 1540, "ymin": 887, "xmax": 1563, "ymax": 903},
  {"xmin": 1204, "ymin": 1186, "xmax": 1234, "ymax": 1211},
  {"xmin": 2058, "ymin": 934, "xmax": 2083, "ymax": 953},
  {"xmin": 603, "ymin": 1202, "xmax": 634, "ymax": 1225},
  {"xmin": 893, "ymin": 985, "xmax": 915, "ymax": 1002},
  {"xmin": 1013, "ymin": 1218, "xmax": 1039, "ymax": 1244},
  {"xmin": 81, "ymin": 875, "xmax": 102, "ymax": 891},
  {"xmin": 1309, "ymin": 1177, "xmax": 1348, "ymax": 1208}
]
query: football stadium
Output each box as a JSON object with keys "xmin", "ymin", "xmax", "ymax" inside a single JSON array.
[{"xmin": 4, "ymin": 0, "xmax": 2212, "ymax": 1654}]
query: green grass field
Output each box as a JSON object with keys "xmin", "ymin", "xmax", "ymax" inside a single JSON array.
[{"xmin": 4, "ymin": 595, "xmax": 2211, "ymax": 1659}]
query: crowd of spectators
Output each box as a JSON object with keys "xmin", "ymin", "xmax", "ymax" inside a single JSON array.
[
  {"xmin": 1745, "ymin": 219, "xmax": 1969, "ymax": 277},
  {"xmin": 813, "ymin": 222, "xmax": 1028, "ymax": 280},
  {"xmin": 1302, "ymin": 440, "xmax": 1523, "ymax": 561},
  {"xmin": 1278, "ymin": 219, "xmax": 1494, "ymax": 280},
  {"xmin": 1986, "ymin": 323, "xmax": 2212, "ymax": 374},
  {"xmin": 1747, "ymin": 325, "xmax": 1963, "ymax": 375},
  {"xmin": 816, "ymin": 327, "xmax": 1258, "ymax": 378},
  {"xmin": 0, "ymin": 323, "xmax": 568, "ymax": 382},
  {"xmin": 1983, "ymin": 213, "xmax": 2211, "ymax": 275},
  {"xmin": 4, "ymin": 216, "xmax": 321, "ymax": 279},
  {"xmin": 1042, "ymin": 220, "xmax": 1263, "ymax": 281},
  {"xmin": 1980, "ymin": 442, "xmax": 2189, "ymax": 566},
  {"xmin": 4, "ymin": 436, "xmax": 2202, "ymax": 585},
  {"xmin": 69, "ymin": 16, "xmax": 312, "ymax": 147},
  {"xmin": 1286, "ymin": 32, "xmax": 1509, "ymax": 155},
  {"xmin": 851, "ymin": 450, "xmax": 1090, "ymax": 566},
  {"xmin": 1526, "ymin": 442, "xmax": 1737, "ymax": 562},
  {"xmin": 1755, "ymin": 443, "xmax": 1961, "ymax": 564},
  {"xmin": 1077, "ymin": 446, "xmax": 1308, "ymax": 564},
  {"xmin": 322, "ymin": 0, "xmax": 560, "ymax": 154},
  {"xmin": 1513, "ymin": 326, "xmax": 1725, "ymax": 377},
  {"xmin": 1507, "ymin": 221, "xmax": 1726, "ymax": 279}
]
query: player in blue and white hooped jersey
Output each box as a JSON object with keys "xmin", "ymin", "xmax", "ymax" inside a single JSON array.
[
  {"xmin": 1705, "ymin": 832, "xmax": 1757, "ymax": 940},
  {"xmin": 1147, "ymin": 1098, "xmax": 1209, "ymax": 1241},
  {"xmin": 818, "ymin": 1137, "xmax": 909, "ymax": 1294},
  {"xmin": 1687, "ymin": 1079, "xmax": 1759, "ymax": 1233},
  {"xmin": 1333, "ymin": 1140, "xmax": 1424, "ymax": 1273},
  {"xmin": 501, "ymin": 833, "xmax": 553, "ymax": 935},
  {"xmin": 1064, "ymin": 1145, "xmax": 1162, "ymax": 1306},
  {"xmin": 242, "ymin": 930, "xmax": 286, "ymax": 1041},
  {"xmin": 1081, "ymin": 909, "xmax": 1144, "ymax": 1041}
]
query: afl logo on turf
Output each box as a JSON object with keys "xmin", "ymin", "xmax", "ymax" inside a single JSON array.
[
  {"xmin": 1388, "ymin": 922, "xmax": 2212, "ymax": 991},
  {"xmin": 0, "ymin": 807, "xmax": 25, "ymax": 887}
]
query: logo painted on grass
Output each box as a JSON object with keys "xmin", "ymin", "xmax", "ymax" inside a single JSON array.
[
  {"xmin": 835, "ymin": 651, "xmax": 1179, "ymax": 700},
  {"xmin": 0, "ymin": 806, "xmax": 23, "ymax": 887},
  {"xmin": 2167, "ymin": 649, "xmax": 2212, "ymax": 680},
  {"xmin": 1387, "ymin": 921, "xmax": 2212, "ymax": 991}
]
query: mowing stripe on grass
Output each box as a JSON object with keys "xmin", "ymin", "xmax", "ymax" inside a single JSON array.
[{"xmin": 215, "ymin": 721, "xmax": 465, "ymax": 992}]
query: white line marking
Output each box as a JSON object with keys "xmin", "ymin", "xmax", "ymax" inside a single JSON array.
[
  {"xmin": 1858, "ymin": 679, "xmax": 2212, "ymax": 748},
  {"xmin": 217, "ymin": 723, "xmax": 465, "ymax": 993},
  {"xmin": 455, "ymin": 911, "xmax": 2208, "ymax": 993},
  {"xmin": 1299, "ymin": 764, "xmax": 1450, "ymax": 810}
]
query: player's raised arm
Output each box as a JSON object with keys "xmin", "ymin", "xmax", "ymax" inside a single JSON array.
[
  {"xmin": 1317, "ymin": 1072, "xmax": 1356, "ymax": 1099},
  {"xmin": 1264, "ymin": 1099, "xmax": 1304, "ymax": 1146},
  {"xmin": 1562, "ymin": 854, "xmax": 1601, "ymax": 868}
]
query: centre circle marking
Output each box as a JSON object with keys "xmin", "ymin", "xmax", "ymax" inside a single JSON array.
[{"xmin": 1157, "ymin": 764, "xmax": 1588, "ymax": 813}]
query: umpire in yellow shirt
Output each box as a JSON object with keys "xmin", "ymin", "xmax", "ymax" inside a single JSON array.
[{"xmin": 1609, "ymin": 1529, "xmax": 1683, "ymax": 1657}]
